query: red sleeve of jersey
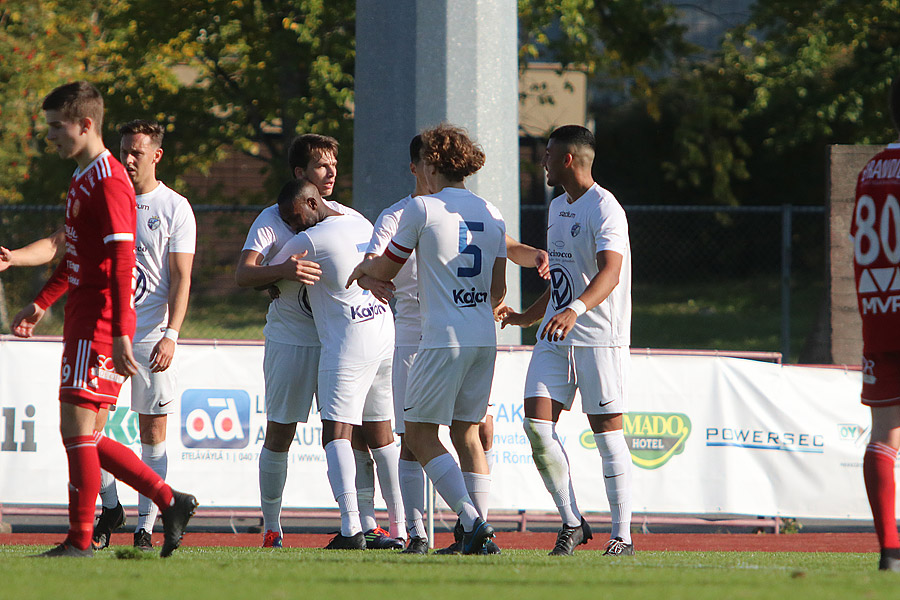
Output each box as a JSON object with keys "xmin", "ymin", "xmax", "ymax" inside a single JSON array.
[
  {"xmin": 108, "ymin": 240, "xmax": 136, "ymax": 337},
  {"xmin": 33, "ymin": 260, "xmax": 69, "ymax": 310},
  {"xmin": 97, "ymin": 169, "xmax": 137, "ymax": 337}
]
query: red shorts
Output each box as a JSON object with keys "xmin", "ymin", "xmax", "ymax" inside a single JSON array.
[
  {"xmin": 861, "ymin": 351, "xmax": 900, "ymax": 407},
  {"xmin": 59, "ymin": 338, "xmax": 126, "ymax": 409}
]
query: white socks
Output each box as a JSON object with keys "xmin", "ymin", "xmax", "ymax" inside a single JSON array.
[
  {"xmin": 370, "ymin": 443, "xmax": 405, "ymax": 539},
  {"xmin": 134, "ymin": 441, "xmax": 167, "ymax": 533},
  {"xmin": 259, "ymin": 447, "xmax": 289, "ymax": 535},
  {"xmin": 523, "ymin": 418, "xmax": 582, "ymax": 527},
  {"xmin": 325, "ymin": 439, "xmax": 361, "ymax": 537},
  {"xmin": 594, "ymin": 430, "xmax": 632, "ymax": 543},
  {"xmin": 462, "ymin": 471, "xmax": 491, "ymax": 521},
  {"xmin": 399, "ymin": 458, "xmax": 427, "ymax": 539},
  {"xmin": 354, "ymin": 449, "xmax": 378, "ymax": 532},
  {"xmin": 422, "ymin": 453, "xmax": 479, "ymax": 531},
  {"xmin": 98, "ymin": 470, "xmax": 119, "ymax": 509}
]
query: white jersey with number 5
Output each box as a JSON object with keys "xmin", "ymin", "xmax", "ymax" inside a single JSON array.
[
  {"xmin": 272, "ymin": 214, "xmax": 394, "ymax": 368},
  {"xmin": 540, "ymin": 182, "xmax": 631, "ymax": 347},
  {"xmin": 134, "ymin": 182, "xmax": 197, "ymax": 344},
  {"xmin": 386, "ymin": 187, "xmax": 506, "ymax": 349}
]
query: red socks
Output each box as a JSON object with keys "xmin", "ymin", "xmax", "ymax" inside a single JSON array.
[
  {"xmin": 63, "ymin": 435, "xmax": 101, "ymax": 550},
  {"xmin": 93, "ymin": 432, "xmax": 174, "ymax": 509},
  {"xmin": 864, "ymin": 442, "xmax": 900, "ymax": 549}
]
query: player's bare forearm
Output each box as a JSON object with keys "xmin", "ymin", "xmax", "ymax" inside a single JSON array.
[
  {"xmin": 506, "ymin": 235, "xmax": 550, "ymax": 279},
  {"xmin": 1, "ymin": 228, "xmax": 64, "ymax": 269},
  {"xmin": 577, "ymin": 250, "xmax": 623, "ymax": 311},
  {"xmin": 501, "ymin": 287, "xmax": 549, "ymax": 329},
  {"xmin": 490, "ymin": 257, "xmax": 506, "ymax": 309},
  {"xmin": 346, "ymin": 254, "xmax": 401, "ymax": 289},
  {"xmin": 166, "ymin": 252, "xmax": 194, "ymax": 334}
]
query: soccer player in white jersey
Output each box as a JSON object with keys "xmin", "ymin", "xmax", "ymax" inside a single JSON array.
[
  {"xmin": 500, "ymin": 125, "xmax": 634, "ymax": 557},
  {"xmin": 270, "ymin": 180, "xmax": 395, "ymax": 549},
  {"xmin": 364, "ymin": 134, "xmax": 551, "ymax": 553},
  {"xmin": 0, "ymin": 119, "xmax": 197, "ymax": 551},
  {"xmin": 348, "ymin": 124, "xmax": 507, "ymax": 555},
  {"xmin": 235, "ymin": 134, "xmax": 400, "ymax": 549}
]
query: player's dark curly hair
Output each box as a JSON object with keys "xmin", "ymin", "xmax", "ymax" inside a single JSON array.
[
  {"xmin": 42, "ymin": 81, "xmax": 104, "ymax": 131},
  {"xmin": 420, "ymin": 124, "xmax": 485, "ymax": 182},
  {"xmin": 118, "ymin": 120, "xmax": 165, "ymax": 147}
]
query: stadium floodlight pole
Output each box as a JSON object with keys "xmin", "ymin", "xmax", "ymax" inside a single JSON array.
[{"xmin": 427, "ymin": 479, "xmax": 435, "ymax": 549}]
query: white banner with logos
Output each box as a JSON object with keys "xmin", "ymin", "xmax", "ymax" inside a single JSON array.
[{"xmin": 0, "ymin": 338, "xmax": 872, "ymax": 519}]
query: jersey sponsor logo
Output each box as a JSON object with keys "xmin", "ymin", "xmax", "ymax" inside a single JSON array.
[
  {"xmin": 181, "ymin": 389, "xmax": 251, "ymax": 449},
  {"xmin": 579, "ymin": 412, "xmax": 692, "ymax": 470},
  {"xmin": 558, "ymin": 210, "xmax": 576, "ymax": 218},
  {"xmin": 861, "ymin": 157, "xmax": 900, "ymax": 182},
  {"xmin": 452, "ymin": 287, "xmax": 488, "ymax": 308},
  {"xmin": 570, "ymin": 223, "xmax": 581, "ymax": 237},
  {"xmin": 548, "ymin": 250, "xmax": 573, "ymax": 259},
  {"xmin": 148, "ymin": 216, "xmax": 161, "ymax": 231},
  {"xmin": 92, "ymin": 353, "xmax": 126, "ymax": 386},
  {"xmin": 134, "ymin": 264, "xmax": 148, "ymax": 304},
  {"xmin": 137, "ymin": 203, "xmax": 150, "ymax": 211},
  {"xmin": 350, "ymin": 301, "xmax": 388, "ymax": 322},
  {"xmin": 549, "ymin": 266, "xmax": 574, "ymax": 310}
]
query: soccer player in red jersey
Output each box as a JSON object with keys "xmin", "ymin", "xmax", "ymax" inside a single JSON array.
[
  {"xmin": 10, "ymin": 81, "xmax": 197, "ymax": 558},
  {"xmin": 853, "ymin": 78, "xmax": 900, "ymax": 572}
]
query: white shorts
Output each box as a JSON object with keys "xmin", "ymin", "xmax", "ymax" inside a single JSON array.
[
  {"xmin": 523, "ymin": 341, "xmax": 628, "ymax": 415},
  {"xmin": 404, "ymin": 346, "xmax": 496, "ymax": 427},
  {"xmin": 264, "ymin": 339, "xmax": 319, "ymax": 424},
  {"xmin": 392, "ymin": 345, "xmax": 418, "ymax": 435},
  {"xmin": 317, "ymin": 357, "xmax": 393, "ymax": 426},
  {"xmin": 130, "ymin": 340, "xmax": 178, "ymax": 415}
]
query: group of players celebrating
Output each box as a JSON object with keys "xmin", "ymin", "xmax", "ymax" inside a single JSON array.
[{"xmin": 2, "ymin": 79, "xmax": 635, "ymax": 558}]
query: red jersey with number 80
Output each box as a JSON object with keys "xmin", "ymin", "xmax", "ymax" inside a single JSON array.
[
  {"xmin": 34, "ymin": 150, "xmax": 137, "ymax": 342},
  {"xmin": 852, "ymin": 143, "xmax": 900, "ymax": 352}
]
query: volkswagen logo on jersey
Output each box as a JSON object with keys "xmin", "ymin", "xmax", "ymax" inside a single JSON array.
[
  {"xmin": 147, "ymin": 216, "xmax": 161, "ymax": 231},
  {"xmin": 571, "ymin": 223, "xmax": 581, "ymax": 237},
  {"xmin": 297, "ymin": 286, "xmax": 313, "ymax": 318},
  {"xmin": 134, "ymin": 264, "xmax": 148, "ymax": 304},
  {"xmin": 550, "ymin": 266, "xmax": 574, "ymax": 310},
  {"xmin": 181, "ymin": 389, "xmax": 251, "ymax": 449}
]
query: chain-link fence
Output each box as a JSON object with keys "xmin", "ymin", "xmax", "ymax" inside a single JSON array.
[{"xmin": 0, "ymin": 203, "xmax": 826, "ymax": 362}]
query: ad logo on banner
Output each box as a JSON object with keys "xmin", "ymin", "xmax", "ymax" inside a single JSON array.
[
  {"xmin": 579, "ymin": 412, "xmax": 692, "ymax": 470},
  {"xmin": 837, "ymin": 423, "xmax": 868, "ymax": 446},
  {"xmin": 104, "ymin": 407, "xmax": 140, "ymax": 446},
  {"xmin": 181, "ymin": 389, "xmax": 251, "ymax": 449}
]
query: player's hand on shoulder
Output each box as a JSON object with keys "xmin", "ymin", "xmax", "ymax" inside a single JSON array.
[
  {"xmin": 357, "ymin": 275, "xmax": 395, "ymax": 303},
  {"xmin": 149, "ymin": 337, "xmax": 176, "ymax": 372},
  {"xmin": 112, "ymin": 335, "xmax": 139, "ymax": 377},
  {"xmin": 281, "ymin": 250, "xmax": 321, "ymax": 285},
  {"xmin": 11, "ymin": 303, "xmax": 45, "ymax": 337}
]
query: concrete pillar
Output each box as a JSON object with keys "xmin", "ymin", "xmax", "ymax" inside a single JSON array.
[
  {"xmin": 826, "ymin": 144, "xmax": 882, "ymax": 365},
  {"xmin": 354, "ymin": 0, "xmax": 522, "ymax": 343}
]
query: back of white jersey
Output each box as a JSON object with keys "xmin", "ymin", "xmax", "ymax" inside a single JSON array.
[
  {"xmin": 388, "ymin": 187, "xmax": 506, "ymax": 349},
  {"xmin": 273, "ymin": 214, "xmax": 394, "ymax": 368},
  {"xmin": 243, "ymin": 201, "xmax": 361, "ymax": 347},
  {"xmin": 134, "ymin": 183, "xmax": 196, "ymax": 343},
  {"xmin": 366, "ymin": 195, "xmax": 420, "ymax": 347},
  {"xmin": 540, "ymin": 183, "xmax": 631, "ymax": 346}
]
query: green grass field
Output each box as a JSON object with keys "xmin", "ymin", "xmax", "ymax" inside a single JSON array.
[{"xmin": 0, "ymin": 546, "xmax": 893, "ymax": 600}]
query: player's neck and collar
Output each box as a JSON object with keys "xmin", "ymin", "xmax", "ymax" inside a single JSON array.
[
  {"xmin": 73, "ymin": 137, "xmax": 110, "ymax": 174},
  {"xmin": 563, "ymin": 177, "xmax": 597, "ymax": 204},
  {"xmin": 134, "ymin": 178, "xmax": 161, "ymax": 197}
]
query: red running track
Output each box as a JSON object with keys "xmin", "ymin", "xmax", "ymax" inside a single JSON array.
[{"xmin": 0, "ymin": 531, "xmax": 880, "ymax": 552}]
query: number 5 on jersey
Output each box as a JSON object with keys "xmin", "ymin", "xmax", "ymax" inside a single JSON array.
[{"xmin": 458, "ymin": 220, "xmax": 484, "ymax": 277}]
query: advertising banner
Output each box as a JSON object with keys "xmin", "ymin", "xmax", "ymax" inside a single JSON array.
[{"xmin": 0, "ymin": 338, "xmax": 870, "ymax": 519}]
